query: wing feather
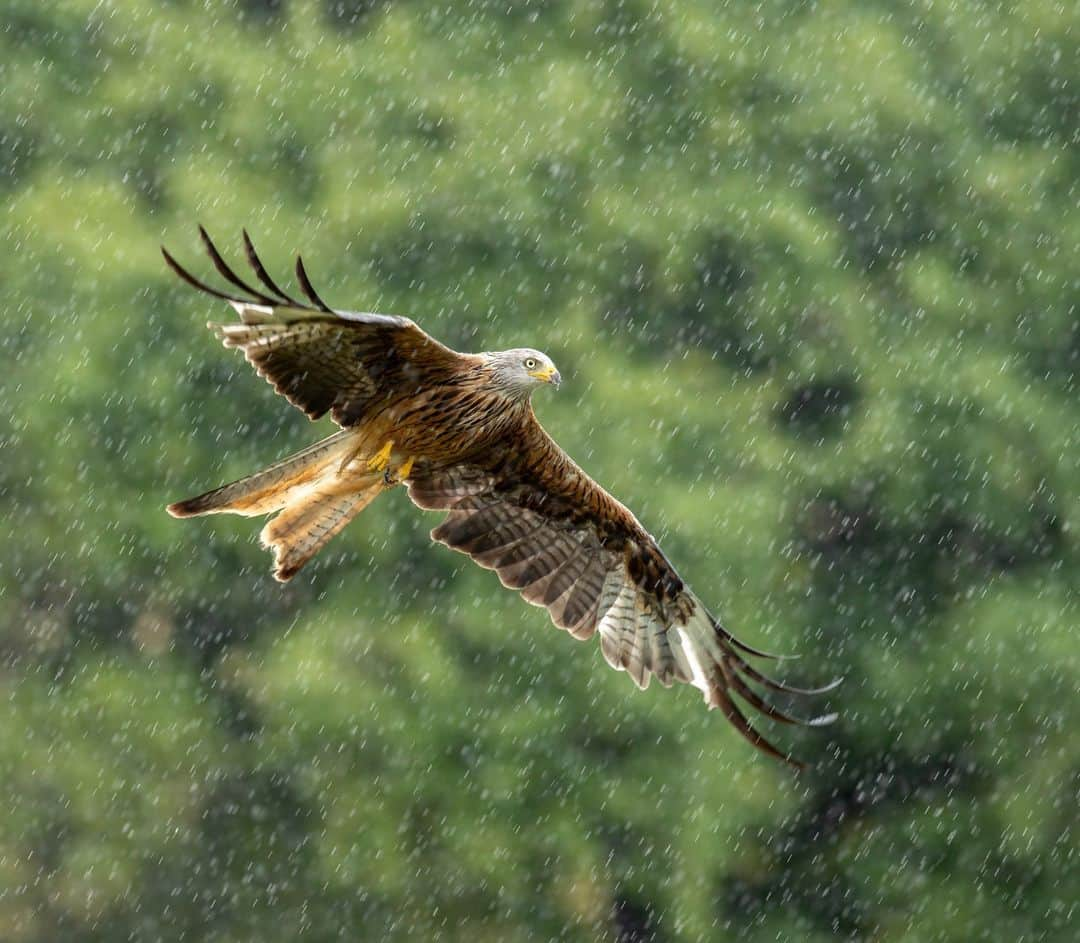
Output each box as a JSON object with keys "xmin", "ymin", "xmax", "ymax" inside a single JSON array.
[
  {"xmin": 520, "ymin": 543, "xmax": 588, "ymax": 607},
  {"xmin": 294, "ymin": 253, "xmax": 334, "ymax": 312},
  {"xmin": 198, "ymin": 224, "xmax": 281, "ymax": 307},
  {"xmin": 163, "ymin": 228, "xmax": 464, "ymax": 427},
  {"xmin": 548, "ymin": 555, "xmax": 611, "ymax": 638},
  {"xmin": 409, "ymin": 413, "xmax": 837, "ymax": 768},
  {"xmin": 242, "ymin": 228, "xmax": 302, "ymax": 306},
  {"xmin": 165, "ymin": 227, "xmax": 838, "ymax": 768}
]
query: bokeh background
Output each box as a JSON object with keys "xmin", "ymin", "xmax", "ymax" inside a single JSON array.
[{"xmin": 2, "ymin": 1, "xmax": 1077, "ymax": 939}]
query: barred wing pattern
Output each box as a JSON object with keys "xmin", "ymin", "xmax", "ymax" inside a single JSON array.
[
  {"xmin": 162, "ymin": 227, "xmax": 460, "ymax": 427},
  {"xmin": 164, "ymin": 227, "xmax": 838, "ymax": 767},
  {"xmin": 407, "ymin": 427, "xmax": 837, "ymax": 768}
]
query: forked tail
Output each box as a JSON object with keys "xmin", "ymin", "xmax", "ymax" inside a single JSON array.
[
  {"xmin": 167, "ymin": 430, "xmax": 385, "ymax": 580},
  {"xmin": 167, "ymin": 431, "xmax": 356, "ymax": 518},
  {"xmin": 259, "ymin": 478, "xmax": 384, "ymax": 581}
]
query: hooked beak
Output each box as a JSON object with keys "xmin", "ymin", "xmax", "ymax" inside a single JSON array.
[{"xmin": 530, "ymin": 365, "xmax": 562, "ymax": 389}]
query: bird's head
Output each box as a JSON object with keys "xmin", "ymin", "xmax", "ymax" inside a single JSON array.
[{"xmin": 485, "ymin": 348, "xmax": 562, "ymax": 398}]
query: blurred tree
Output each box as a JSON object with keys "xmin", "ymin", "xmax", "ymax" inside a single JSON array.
[{"xmin": 1, "ymin": 0, "xmax": 1075, "ymax": 939}]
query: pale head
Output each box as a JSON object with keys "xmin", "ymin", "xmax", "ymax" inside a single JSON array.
[{"xmin": 484, "ymin": 348, "xmax": 562, "ymax": 399}]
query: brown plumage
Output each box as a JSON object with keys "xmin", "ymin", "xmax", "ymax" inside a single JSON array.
[{"xmin": 164, "ymin": 229, "xmax": 839, "ymax": 768}]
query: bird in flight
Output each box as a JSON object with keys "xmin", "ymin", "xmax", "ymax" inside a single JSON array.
[{"xmin": 164, "ymin": 228, "xmax": 837, "ymax": 767}]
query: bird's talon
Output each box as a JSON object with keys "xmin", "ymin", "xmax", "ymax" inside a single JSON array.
[
  {"xmin": 382, "ymin": 455, "xmax": 414, "ymax": 486},
  {"xmin": 367, "ymin": 440, "xmax": 393, "ymax": 472}
]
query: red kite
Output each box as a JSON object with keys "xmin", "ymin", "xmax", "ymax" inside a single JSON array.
[{"xmin": 165, "ymin": 229, "xmax": 837, "ymax": 766}]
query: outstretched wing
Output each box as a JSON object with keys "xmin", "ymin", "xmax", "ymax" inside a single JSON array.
[
  {"xmin": 163, "ymin": 227, "xmax": 462, "ymax": 427},
  {"xmin": 407, "ymin": 413, "xmax": 838, "ymax": 768}
]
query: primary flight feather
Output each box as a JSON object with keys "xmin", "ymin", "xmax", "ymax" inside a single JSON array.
[{"xmin": 164, "ymin": 228, "xmax": 838, "ymax": 767}]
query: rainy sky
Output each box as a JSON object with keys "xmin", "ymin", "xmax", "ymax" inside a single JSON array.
[{"xmin": 2, "ymin": 1, "xmax": 1077, "ymax": 940}]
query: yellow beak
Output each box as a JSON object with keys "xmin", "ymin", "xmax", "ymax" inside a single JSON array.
[{"xmin": 529, "ymin": 365, "xmax": 562, "ymax": 388}]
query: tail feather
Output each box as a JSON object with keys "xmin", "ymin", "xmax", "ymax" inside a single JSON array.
[
  {"xmin": 166, "ymin": 431, "xmax": 356, "ymax": 518},
  {"xmin": 261, "ymin": 480, "xmax": 385, "ymax": 581}
]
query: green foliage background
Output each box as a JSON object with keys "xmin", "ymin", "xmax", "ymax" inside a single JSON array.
[{"xmin": 2, "ymin": 0, "xmax": 1076, "ymax": 939}]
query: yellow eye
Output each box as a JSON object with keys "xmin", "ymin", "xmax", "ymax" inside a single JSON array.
[{"xmin": 524, "ymin": 358, "xmax": 537, "ymax": 370}]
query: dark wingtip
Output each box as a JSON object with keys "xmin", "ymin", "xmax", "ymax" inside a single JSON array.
[
  {"xmin": 729, "ymin": 648, "xmax": 845, "ymax": 698},
  {"xmin": 162, "ymin": 245, "xmax": 248, "ymax": 304},
  {"xmin": 773, "ymin": 675, "xmax": 844, "ymax": 697},
  {"xmin": 295, "ymin": 254, "xmax": 334, "ymax": 312},
  {"xmin": 713, "ymin": 687, "xmax": 808, "ymax": 769},
  {"xmin": 809, "ymin": 676, "xmax": 845, "ymax": 695},
  {"xmin": 242, "ymin": 229, "xmax": 302, "ymax": 306},
  {"xmin": 196, "ymin": 225, "xmax": 280, "ymax": 307},
  {"xmin": 806, "ymin": 711, "xmax": 839, "ymax": 727},
  {"xmin": 712, "ymin": 616, "xmax": 792, "ymax": 660},
  {"xmin": 727, "ymin": 669, "xmax": 835, "ymax": 729},
  {"xmin": 161, "ymin": 245, "xmax": 185, "ymax": 279}
]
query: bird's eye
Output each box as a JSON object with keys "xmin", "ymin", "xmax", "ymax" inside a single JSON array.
[{"xmin": 524, "ymin": 358, "xmax": 537, "ymax": 370}]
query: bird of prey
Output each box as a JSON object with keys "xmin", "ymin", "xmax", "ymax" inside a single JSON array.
[{"xmin": 164, "ymin": 228, "xmax": 837, "ymax": 767}]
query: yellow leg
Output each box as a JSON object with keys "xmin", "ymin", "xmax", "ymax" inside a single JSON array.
[
  {"xmin": 397, "ymin": 456, "xmax": 415, "ymax": 481},
  {"xmin": 366, "ymin": 439, "xmax": 394, "ymax": 472}
]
